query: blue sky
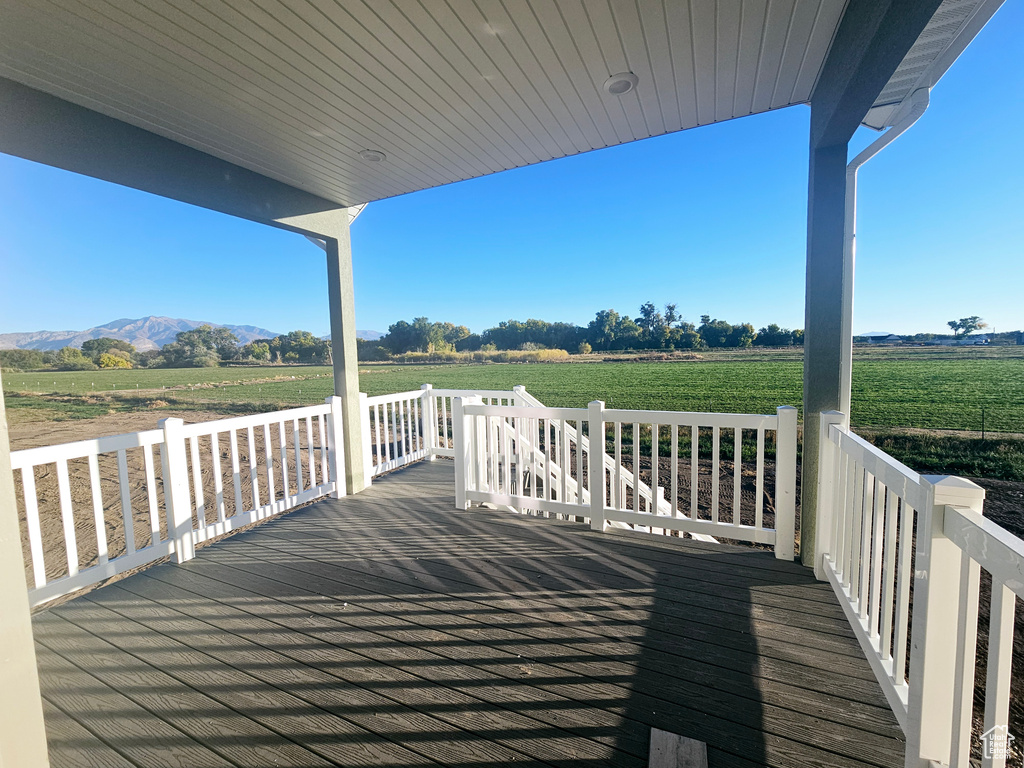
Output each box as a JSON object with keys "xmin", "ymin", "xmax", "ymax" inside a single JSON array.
[{"xmin": 1, "ymin": 5, "xmax": 1020, "ymax": 339}]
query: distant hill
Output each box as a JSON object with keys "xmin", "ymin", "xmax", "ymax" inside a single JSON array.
[{"xmin": 0, "ymin": 316, "xmax": 283, "ymax": 352}]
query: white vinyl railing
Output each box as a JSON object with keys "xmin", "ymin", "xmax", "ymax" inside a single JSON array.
[
  {"xmin": 452, "ymin": 397, "xmax": 798, "ymax": 559},
  {"xmin": 816, "ymin": 410, "xmax": 1020, "ymax": 768},
  {"xmin": 12, "ymin": 397, "xmax": 345, "ymax": 608}
]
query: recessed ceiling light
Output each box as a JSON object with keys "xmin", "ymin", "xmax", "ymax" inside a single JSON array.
[
  {"xmin": 359, "ymin": 149, "xmax": 387, "ymax": 162},
  {"xmin": 603, "ymin": 72, "xmax": 639, "ymax": 96}
]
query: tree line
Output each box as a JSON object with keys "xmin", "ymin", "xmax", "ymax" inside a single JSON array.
[
  {"xmin": 359, "ymin": 303, "xmax": 804, "ymax": 360},
  {"xmin": 0, "ymin": 326, "xmax": 333, "ymax": 371}
]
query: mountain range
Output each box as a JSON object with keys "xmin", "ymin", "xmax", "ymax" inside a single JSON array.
[{"xmin": 0, "ymin": 316, "xmax": 384, "ymax": 352}]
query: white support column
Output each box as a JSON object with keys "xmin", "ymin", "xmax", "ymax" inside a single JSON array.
[
  {"xmin": 774, "ymin": 406, "xmax": 798, "ymax": 561},
  {"xmin": 325, "ymin": 395, "xmax": 346, "ymax": 498},
  {"xmin": 0, "ymin": 368, "xmax": 51, "ymax": 767},
  {"xmin": 325, "ymin": 211, "xmax": 367, "ymax": 494},
  {"xmin": 159, "ymin": 417, "xmax": 195, "ymax": 563},
  {"xmin": 814, "ymin": 410, "xmax": 848, "ymax": 578},
  {"xmin": 903, "ymin": 475, "xmax": 985, "ymax": 768},
  {"xmin": 588, "ymin": 400, "xmax": 606, "ymax": 532}
]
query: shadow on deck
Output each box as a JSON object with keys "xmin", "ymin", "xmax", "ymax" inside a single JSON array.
[{"xmin": 34, "ymin": 460, "xmax": 904, "ymax": 767}]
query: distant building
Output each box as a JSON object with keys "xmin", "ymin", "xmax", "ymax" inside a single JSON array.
[{"xmin": 856, "ymin": 332, "xmax": 902, "ymax": 344}]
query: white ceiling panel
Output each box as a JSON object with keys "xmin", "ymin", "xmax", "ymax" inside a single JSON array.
[{"xmin": 0, "ymin": 0, "xmax": 986, "ymax": 206}]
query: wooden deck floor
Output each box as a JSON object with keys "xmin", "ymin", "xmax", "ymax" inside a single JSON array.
[{"xmin": 34, "ymin": 460, "xmax": 904, "ymax": 768}]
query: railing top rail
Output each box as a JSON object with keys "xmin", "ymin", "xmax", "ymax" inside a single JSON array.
[
  {"xmin": 363, "ymin": 389, "xmax": 429, "ymax": 406},
  {"xmin": 426, "ymin": 388, "xmax": 521, "ymax": 399},
  {"xmin": 828, "ymin": 422, "xmax": 928, "ymax": 509},
  {"xmin": 462, "ymin": 402, "xmax": 585, "ymax": 420},
  {"xmin": 179, "ymin": 402, "xmax": 331, "ymax": 439},
  {"xmin": 601, "ymin": 408, "xmax": 779, "ymax": 429},
  {"xmin": 11, "ymin": 428, "xmax": 164, "ymax": 469},
  {"xmin": 944, "ymin": 505, "xmax": 1024, "ymax": 598}
]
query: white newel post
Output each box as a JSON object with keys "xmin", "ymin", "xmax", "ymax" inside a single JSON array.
[
  {"xmin": 159, "ymin": 417, "xmax": 195, "ymax": 563},
  {"xmin": 358, "ymin": 392, "xmax": 373, "ymax": 486},
  {"xmin": 513, "ymin": 384, "xmax": 526, "ymax": 406},
  {"xmin": 903, "ymin": 475, "xmax": 986, "ymax": 768},
  {"xmin": 588, "ymin": 400, "xmax": 606, "ymax": 531},
  {"xmin": 326, "ymin": 395, "xmax": 346, "ymax": 498},
  {"xmin": 813, "ymin": 410, "xmax": 847, "ymax": 577},
  {"xmin": 774, "ymin": 406, "xmax": 798, "ymax": 560},
  {"xmin": 452, "ymin": 397, "xmax": 468, "ymax": 509},
  {"xmin": 420, "ymin": 384, "xmax": 437, "ymax": 459}
]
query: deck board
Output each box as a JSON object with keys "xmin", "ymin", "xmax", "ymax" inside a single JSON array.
[{"xmin": 35, "ymin": 460, "xmax": 904, "ymax": 768}]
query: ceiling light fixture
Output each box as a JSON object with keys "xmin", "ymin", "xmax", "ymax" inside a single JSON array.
[
  {"xmin": 603, "ymin": 72, "xmax": 638, "ymax": 96},
  {"xmin": 358, "ymin": 149, "xmax": 387, "ymax": 162}
]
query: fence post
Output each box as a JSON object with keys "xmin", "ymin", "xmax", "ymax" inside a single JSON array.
[
  {"xmin": 903, "ymin": 475, "xmax": 986, "ymax": 768},
  {"xmin": 774, "ymin": 406, "xmax": 798, "ymax": 560},
  {"xmin": 420, "ymin": 384, "xmax": 437, "ymax": 460},
  {"xmin": 452, "ymin": 397, "xmax": 469, "ymax": 510},
  {"xmin": 813, "ymin": 410, "xmax": 846, "ymax": 577},
  {"xmin": 358, "ymin": 392, "xmax": 373, "ymax": 487},
  {"xmin": 588, "ymin": 401, "xmax": 606, "ymax": 531},
  {"xmin": 325, "ymin": 396, "xmax": 346, "ymax": 498},
  {"xmin": 159, "ymin": 417, "xmax": 195, "ymax": 563}
]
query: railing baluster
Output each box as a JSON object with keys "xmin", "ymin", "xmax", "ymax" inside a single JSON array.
[
  {"xmin": 670, "ymin": 424, "xmax": 679, "ymax": 517},
  {"xmin": 892, "ymin": 500, "xmax": 913, "ymax": 686},
  {"xmin": 210, "ymin": 433, "xmax": 225, "ymax": 525},
  {"xmin": 880, "ymin": 488, "xmax": 899, "ymax": 659},
  {"xmin": 317, "ymin": 414, "xmax": 329, "ymax": 485},
  {"xmin": 613, "ymin": 421, "xmax": 622, "ymax": 509},
  {"xmin": 754, "ymin": 427, "xmax": 764, "ymax": 530},
  {"xmin": 263, "ymin": 424, "xmax": 275, "ymax": 506},
  {"xmin": 732, "ymin": 428, "xmax": 742, "ymax": 525},
  {"xmin": 850, "ymin": 464, "xmax": 865, "ymax": 607},
  {"xmin": 691, "ymin": 424, "xmax": 699, "ymax": 518},
  {"xmin": 189, "ymin": 436, "xmax": 205, "ymax": 529},
  {"xmin": 858, "ymin": 472, "xmax": 874, "ymax": 618},
  {"xmin": 20, "ymin": 468, "xmax": 46, "ymax": 588},
  {"xmin": 278, "ymin": 420, "xmax": 289, "ymax": 500},
  {"xmin": 983, "ymin": 579, "xmax": 1015, "ymax": 768},
  {"xmin": 710, "ymin": 426, "xmax": 719, "ymax": 522},
  {"xmin": 88, "ymin": 454, "xmax": 108, "ymax": 565},
  {"xmin": 292, "ymin": 419, "xmax": 303, "ymax": 493},
  {"xmin": 230, "ymin": 429, "xmax": 243, "ymax": 514},
  {"xmin": 868, "ymin": 477, "xmax": 884, "ymax": 635},
  {"xmin": 304, "ymin": 417, "xmax": 315, "ymax": 488},
  {"xmin": 56, "ymin": 459, "xmax": 78, "ymax": 577},
  {"xmin": 561, "ymin": 418, "xmax": 570, "ymax": 506},
  {"xmin": 650, "ymin": 423, "xmax": 659, "ymax": 514},
  {"xmin": 117, "ymin": 449, "xmax": 135, "ymax": 555},
  {"xmin": 632, "ymin": 422, "xmax": 640, "ymax": 513},
  {"xmin": 142, "ymin": 443, "xmax": 160, "ymax": 545},
  {"xmin": 390, "ymin": 401, "xmax": 398, "ymax": 463},
  {"xmin": 248, "ymin": 425, "xmax": 261, "ymax": 511}
]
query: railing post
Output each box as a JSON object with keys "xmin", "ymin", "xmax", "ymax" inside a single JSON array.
[
  {"xmin": 159, "ymin": 417, "xmax": 195, "ymax": 563},
  {"xmin": 774, "ymin": 406, "xmax": 798, "ymax": 560},
  {"xmin": 588, "ymin": 400, "xmax": 606, "ymax": 531},
  {"xmin": 904, "ymin": 475, "xmax": 986, "ymax": 768},
  {"xmin": 420, "ymin": 384, "xmax": 437, "ymax": 460},
  {"xmin": 325, "ymin": 396, "xmax": 346, "ymax": 498},
  {"xmin": 513, "ymin": 384, "xmax": 526, "ymax": 407},
  {"xmin": 452, "ymin": 397, "xmax": 469, "ymax": 509},
  {"xmin": 358, "ymin": 392, "xmax": 373, "ymax": 487},
  {"xmin": 814, "ymin": 410, "xmax": 847, "ymax": 577}
]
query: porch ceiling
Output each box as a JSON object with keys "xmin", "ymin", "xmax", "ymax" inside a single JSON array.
[{"xmin": 0, "ymin": 0, "xmax": 998, "ymax": 207}]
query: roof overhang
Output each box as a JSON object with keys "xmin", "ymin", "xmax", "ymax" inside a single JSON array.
[{"xmin": 0, "ymin": 1, "xmax": 1004, "ymax": 207}]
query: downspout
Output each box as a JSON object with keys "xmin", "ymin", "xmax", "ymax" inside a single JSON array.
[{"xmin": 839, "ymin": 87, "xmax": 931, "ymax": 417}]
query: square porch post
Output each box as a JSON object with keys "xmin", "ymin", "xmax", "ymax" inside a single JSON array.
[
  {"xmin": 0, "ymin": 367, "xmax": 52, "ymax": 766},
  {"xmin": 324, "ymin": 215, "xmax": 367, "ymax": 494}
]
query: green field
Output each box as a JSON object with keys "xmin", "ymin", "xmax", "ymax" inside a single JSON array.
[{"xmin": 4, "ymin": 349, "xmax": 1023, "ymax": 434}]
